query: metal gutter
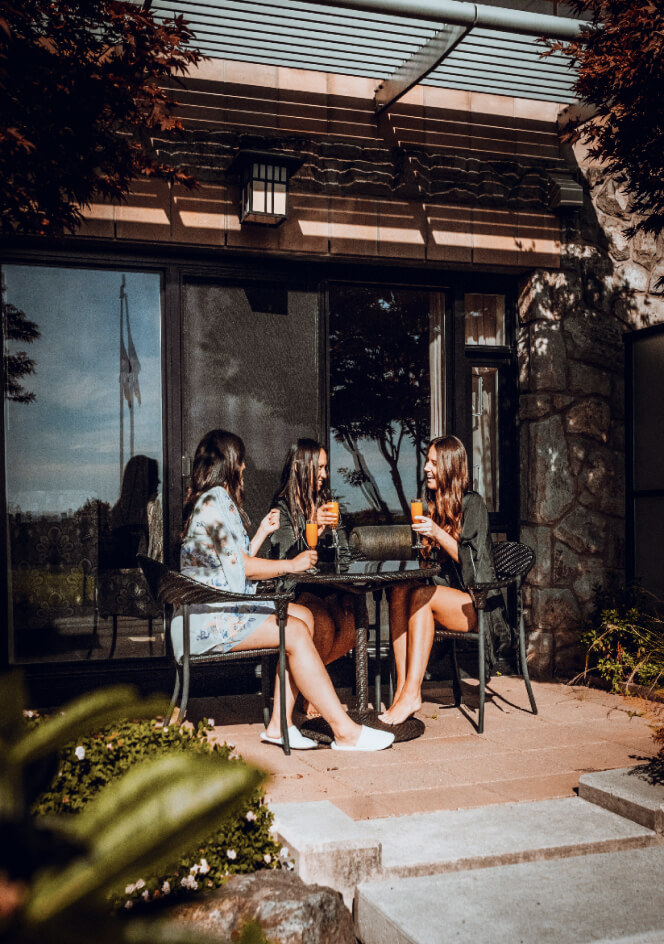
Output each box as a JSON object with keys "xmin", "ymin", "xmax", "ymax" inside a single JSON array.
[{"xmin": 310, "ymin": 0, "xmax": 587, "ymax": 40}]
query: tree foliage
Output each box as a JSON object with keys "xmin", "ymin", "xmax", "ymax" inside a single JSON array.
[
  {"xmin": 0, "ymin": 0, "xmax": 204, "ymax": 237},
  {"xmin": 547, "ymin": 0, "xmax": 664, "ymax": 237},
  {"xmin": 2, "ymin": 275, "xmax": 40, "ymax": 404}
]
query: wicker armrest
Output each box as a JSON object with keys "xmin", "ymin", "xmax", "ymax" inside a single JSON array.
[
  {"xmin": 465, "ymin": 574, "xmax": 518, "ymax": 610},
  {"xmin": 136, "ymin": 555, "xmax": 294, "ymax": 610}
]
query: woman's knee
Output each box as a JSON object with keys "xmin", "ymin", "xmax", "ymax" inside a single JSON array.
[
  {"xmin": 410, "ymin": 584, "xmax": 436, "ymax": 612},
  {"xmin": 284, "ymin": 616, "xmax": 314, "ymax": 653},
  {"xmin": 289, "ymin": 602, "xmax": 315, "ymax": 635}
]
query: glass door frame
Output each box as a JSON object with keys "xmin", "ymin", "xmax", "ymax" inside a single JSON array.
[{"xmin": 453, "ymin": 278, "xmax": 520, "ymax": 539}]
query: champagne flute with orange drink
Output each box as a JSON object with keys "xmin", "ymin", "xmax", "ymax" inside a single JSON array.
[{"xmin": 411, "ymin": 498, "xmax": 425, "ymax": 550}]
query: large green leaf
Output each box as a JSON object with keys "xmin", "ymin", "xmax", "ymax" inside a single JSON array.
[{"xmin": 24, "ymin": 753, "xmax": 263, "ymax": 925}]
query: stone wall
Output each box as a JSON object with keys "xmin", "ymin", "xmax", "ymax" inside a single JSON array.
[{"xmin": 519, "ymin": 146, "xmax": 664, "ymax": 678}]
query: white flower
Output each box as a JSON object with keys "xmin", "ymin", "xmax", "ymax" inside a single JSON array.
[
  {"xmin": 226, "ymin": 849, "xmax": 237, "ymax": 860},
  {"xmin": 135, "ymin": 879, "xmax": 145, "ymax": 890},
  {"xmin": 180, "ymin": 875, "xmax": 198, "ymax": 890},
  {"xmin": 245, "ymin": 810, "xmax": 256, "ymax": 822},
  {"xmin": 124, "ymin": 901, "xmax": 133, "ymax": 910},
  {"xmin": 106, "ymin": 743, "xmax": 113, "ymax": 750},
  {"xmin": 189, "ymin": 864, "xmax": 199, "ymax": 875},
  {"xmin": 23, "ymin": 710, "xmax": 35, "ymax": 718},
  {"xmin": 74, "ymin": 745, "xmax": 85, "ymax": 761},
  {"xmin": 142, "ymin": 890, "xmax": 149, "ymax": 901},
  {"xmin": 207, "ymin": 718, "xmax": 215, "ymax": 727},
  {"xmin": 263, "ymin": 854, "xmax": 272, "ymax": 865},
  {"xmin": 199, "ymin": 859, "xmax": 210, "ymax": 875},
  {"xmin": 161, "ymin": 881, "xmax": 171, "ymax": 895},
  {"xmin": 279, "ymin": 847, "xmax": 289, "ymax": 859},
  {"xmin": 125, "ymin": 883, "xmax": 136, "ymax": 895}
]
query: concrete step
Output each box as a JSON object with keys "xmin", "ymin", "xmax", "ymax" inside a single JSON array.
[
  {"xmin": 273, "ymin": 796, "xmax": 657, "ymax": 905},
  {"xmin": 579, "ymin": 765, "xmax": 664, "ymax": 834},
  {"xmin": 355, "ymin": 844, "xmax": 664, "ymax": 944}
]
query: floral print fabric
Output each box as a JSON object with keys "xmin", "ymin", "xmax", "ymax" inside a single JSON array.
[{"xmin": 170, "ymin": 486, "xmax": 275, "ymax": 662}]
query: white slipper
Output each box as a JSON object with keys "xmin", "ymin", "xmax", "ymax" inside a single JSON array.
[
  {"xmin": 330, "ymin": 724, "xmax": 395, "ymax": 752},
  {"xmin": 260, "ymin": 725, "xmax": 317, "ymax": 750}
]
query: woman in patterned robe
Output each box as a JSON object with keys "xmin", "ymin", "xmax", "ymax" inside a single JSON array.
[{"xmin": 171, "ymin": 429, "xmax": 394, "ymax": 752}]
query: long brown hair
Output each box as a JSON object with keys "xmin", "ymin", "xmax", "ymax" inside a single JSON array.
[
  {"xmin": 182, "ymin": 429, "xmax": 247, "ymax": 536},
  {"xmin": 274, "ymin": 438, "xmax": 327, "ymax": 539},
  {"xmin": 425, "ymin": 435, "xmax": 470, "ymax": 543}
]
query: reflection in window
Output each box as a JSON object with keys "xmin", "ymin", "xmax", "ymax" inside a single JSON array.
[
  {"xmin": 465, "ymin": 294, "xmax": 506, "ymax": 346},
  {"xmin": 2, "ymin": 266, "xmax": 164, "ymax": 664},
  {"xmin": 329, "ymin": 285, "xmax": 444, "ymax": 527},
  {"xmin": 472, "ymin": 366, "xmax": 499, "ymax": 512}
]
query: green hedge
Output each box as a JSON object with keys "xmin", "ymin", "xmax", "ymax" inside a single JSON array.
[{"xmin": 30, "ymin": 716, "xmax": 287, "ymax": 908}]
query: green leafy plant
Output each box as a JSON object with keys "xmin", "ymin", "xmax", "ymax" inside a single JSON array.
[
  {"xmin": 30, "ymin": 716, "xmax": 284, "ymax": 907},
  {"xmin": 578, "ymin": 583, "xmax": 664, "ymax": 694},
  {"xmin": 0, "ymin": 673, "xmax": 264, "ymax": 944}
]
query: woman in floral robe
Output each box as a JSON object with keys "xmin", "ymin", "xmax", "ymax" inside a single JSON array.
[{"xmin": 170, "ymin": 429, "xmax": 394, "ymax": 753}]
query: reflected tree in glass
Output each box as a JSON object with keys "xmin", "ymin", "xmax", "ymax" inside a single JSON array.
[
  {"xmin": 2, "ymin": 272, "xmax": 40, "ymax": 404},
  {"xmin": 329, "ymin": 286, "xmax": 430, "ymax": 525}
]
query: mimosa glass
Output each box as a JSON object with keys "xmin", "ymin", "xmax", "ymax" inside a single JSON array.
[{"xmin": 411, "ymin": 499, "xmax": 424, "ymax": 550}]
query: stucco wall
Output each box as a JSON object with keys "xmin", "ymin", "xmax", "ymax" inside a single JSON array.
[{"xmin": 519, "ymin": 142, "xmax": 664, "ymax": 678}]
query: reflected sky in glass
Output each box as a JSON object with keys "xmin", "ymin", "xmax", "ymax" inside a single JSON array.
[{"xmin": 4, "ymin": 265, "xmax": 162, "ymax": 515}]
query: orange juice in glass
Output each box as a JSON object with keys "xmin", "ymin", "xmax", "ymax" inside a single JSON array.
[
  {"xmin": 411, "ymin": 499, "xmax": 424, "ymax": 549},
  {"xmin": 327, "ymin": 500, "xmax": 339, "ymax": 527},
  {"xmin": 305, "ymin": 520, "xmax": 319, "ymax": 549}
]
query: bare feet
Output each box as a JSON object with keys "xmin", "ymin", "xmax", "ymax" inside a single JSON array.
[
  {"xmin": 378, "ymin": 695, "xmax": 421, "ymax": 726},
  {"xmin": 302, "ymin": 700, "xmax": 322, "ymax": 721}
]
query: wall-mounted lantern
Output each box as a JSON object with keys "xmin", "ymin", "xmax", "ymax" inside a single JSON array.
[{"xmin": 229, "ymin": 149, "xmax": 304, "ymax": 226}]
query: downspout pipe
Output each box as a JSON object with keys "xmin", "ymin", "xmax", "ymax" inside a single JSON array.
[{"xmin": 312, "ymin": 0, "xmax": 587, "ymax": 39}]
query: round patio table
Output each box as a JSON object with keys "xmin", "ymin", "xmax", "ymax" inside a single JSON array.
[{"xmin": 285, "ymin": 555, "xmax": 440, "ymax": 743}]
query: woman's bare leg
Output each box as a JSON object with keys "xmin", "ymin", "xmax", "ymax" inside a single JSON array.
[
  {"xmin": 229, "ymin": 604, "xmax": 361, "ymax": 745},
  {"xmin": 324, "ymin": 593, "xmax": 356, "ymax": 665},
  {"xmin": 379, "ymin": 585, "xmax": 477, "ymax": 725},
  {"xmin": 298, "ymin": 592, "xmax": 336, "ymax": 664},
  {"xmin": 388, "ymin": 585, "xmax": 413, "ymax": 702}
]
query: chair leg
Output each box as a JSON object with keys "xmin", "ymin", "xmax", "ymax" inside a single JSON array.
[
  {"xmin": 261, "ymin": 654, "xmax": 271, "ymax": 728},
  {"xmin": 178, "ymin": 607, "xmax": 191, "ymax": 724},
  {"xmin": 477, "ymin": 611, "xmax": 486, "ymax": 735},
  {"xmin": 276, "ymin": 598, "xmax": 290, "ymax": 755},
  {"xmin": 450, "ymin": 640, "xmax": 462, "ymax": 707},
  {"xmin": 373, "ymin": 589, "xmax": 383, "ymax": 712},
  {"xmin": 519, "ymin": 617, "xmax": 538, "ymax": 717}
]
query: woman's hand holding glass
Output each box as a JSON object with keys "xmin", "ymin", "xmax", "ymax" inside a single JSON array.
[
  {"xmin": 411, "ymin": 513, "xmax": 441, "ymax": 543},
  {"xmin": 316, "ymin": 502, "xmax": 338, "ymax": 532},
  {"xmin": 290, "ymin": 549, "xmax": 318, "ymax": 572}
]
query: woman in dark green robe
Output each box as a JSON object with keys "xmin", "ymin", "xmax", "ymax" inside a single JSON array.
[
  {"xmin": 380, "ymin": 435, "xmax": 513, "ymax": 726},
  {"xmin": 269, "ymin": 439, "xmax": 355, "ymax": 681}
]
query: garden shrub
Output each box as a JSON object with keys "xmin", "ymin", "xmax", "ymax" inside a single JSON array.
[
  {"xmin": 30, "ymin": 716, "xmax": 285, "ymax": 907},
  {"xmin": 579, "ymin": 582, "xmax": 664, "ymax": 694}
]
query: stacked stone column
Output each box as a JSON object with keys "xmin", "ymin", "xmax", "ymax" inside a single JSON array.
[{"xmin": 518, "ymin": 155, "xmax": 664, "ymax": 678}]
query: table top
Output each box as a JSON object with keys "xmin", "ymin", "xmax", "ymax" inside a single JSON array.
[{"xmin": 286, "ymin": 557, "xmax": 440, "ymax": 590}]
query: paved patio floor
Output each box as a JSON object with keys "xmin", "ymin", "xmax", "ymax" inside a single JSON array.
[{"xmin": 192, "ymin": 676, "xmax": 661, "ymax": 820}]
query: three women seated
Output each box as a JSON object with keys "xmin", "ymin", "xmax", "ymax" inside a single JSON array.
[{"xmin": 171, "ymin": 428, "xmax": 509, "ymax": 750}]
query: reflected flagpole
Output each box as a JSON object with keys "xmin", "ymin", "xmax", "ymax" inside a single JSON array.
[{"xmin": 119, "ymin": 275, "xmax": 142, "ymax": 481}]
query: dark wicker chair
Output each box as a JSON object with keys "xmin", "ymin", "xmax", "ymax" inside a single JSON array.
[
  {"xmin": 136, "ymin": 555, "xmax": 296, "ymax": 753},
  {"xmin": 434, "ymin": 540, "xmax": 537, "ymax": 733}
]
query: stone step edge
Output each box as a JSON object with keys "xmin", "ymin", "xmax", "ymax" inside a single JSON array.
[
  {"xmin": 579, "ymin": 766, "xmax": 664, "ymax": 834},
  {"xmin": 272, "ymin": 795, "xmax": 659, "ymax": 907}
]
